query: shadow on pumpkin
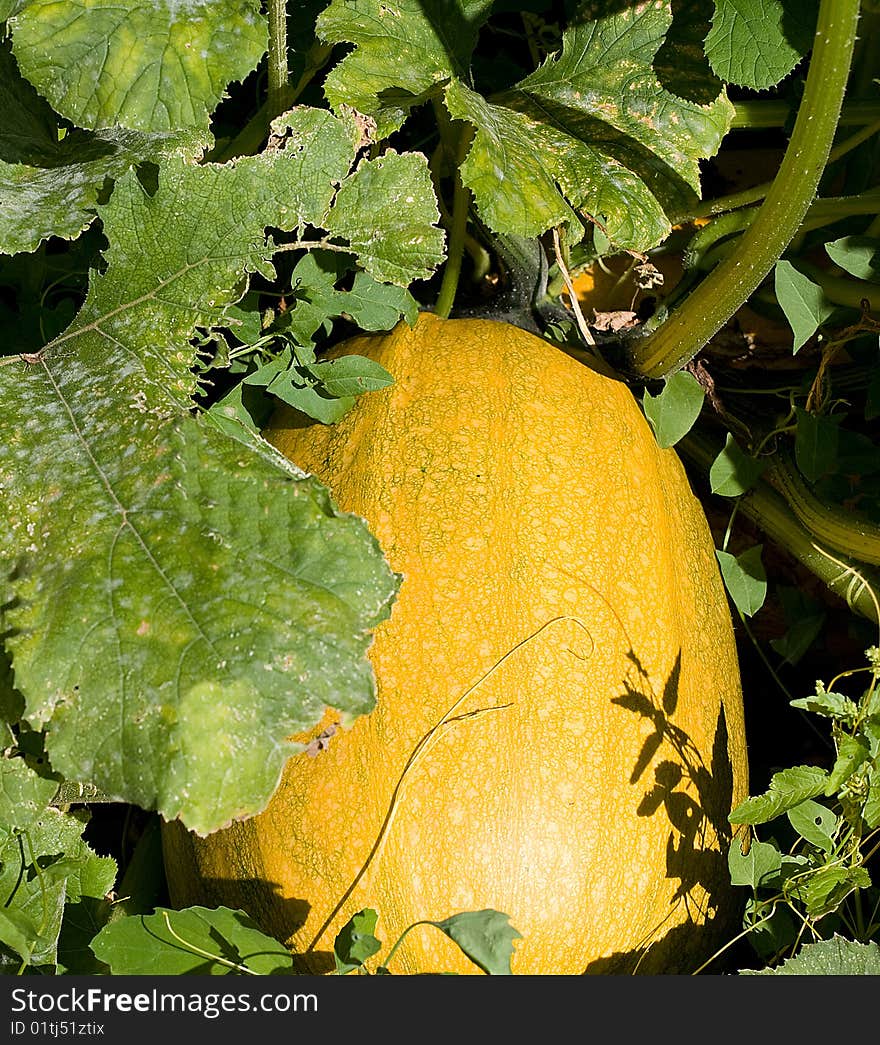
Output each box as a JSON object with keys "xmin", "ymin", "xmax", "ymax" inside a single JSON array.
[
  {"xmin": 582, "ymin": 650, "xmax": 743, "ymax": 975},
  {"xmin": 162, "ymin": 813, "xmax": 339, "ymax": 974},
  {"xmin": 168, "ymin": 873, "xmax": 336, "ymax": 973}
]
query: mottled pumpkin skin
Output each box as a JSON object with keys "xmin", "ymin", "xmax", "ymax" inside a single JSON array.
[{"xmin": 162, "ymin": 314, "xmax": 748, "ymax": 974}]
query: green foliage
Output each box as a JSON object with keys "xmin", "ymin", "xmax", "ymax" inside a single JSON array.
[
  {"xmin": 725, "ymin": 649, "xmax": 880, "ymax": 969},
  {"xmin": 321, "ymin": 1, "xmax": 732, "ymax": 252},
  {"xmin": 0, "ymin": 40, "xmax": 209, "ymax": 254},
  {"xmin": 428, "ymin": 910, "xmax": 523, "ymax": 975},
  {"xmin": 324, "ymin": 149, "xmax": 445, "ymax": 283},
  {"xmin": 709, "ymin": 433, "xmax": 766, "ymax": 497},
  {"xmin": 0, "ymin": 149, "xmax": 403, "ymax": 835},
  {"xmin": 824, "ymin": 236, "xmax": 880, "ymax": 281},
  {"xmin": 88, "ymin": 902, "xmax": 521, "ymax": 976},
  {"xmin": 774, "ymin": 259, "xmax": 836, "ymax": 352},
  {"xmin": 1, "ymin": 0, "xmax": 877, "ymax": 980},
  {"xmin": 8, "ymin": 0, "xmax": 268, "ymax": 133},
  {"xmin": 92, "ymin": 906, "xmax": 296, "ymax": 975},
  {"xmin": 769, "ymin": 586, "xmax": 826, "ymax": 666},
  {"xmin": 706, "ymin": 0, "xmax": 819, "ymax": 90},
  {"xmin": 794, "ymin": 408, "xmax": 840, "ymax": 481},
  {"xmin": 716, "ymin": 546, "xmax": 768, "ymax": 617},
  {"xmin": 642, "ymin": 370, "xmax": 705, "ymax": 448},
  {"xmin": 739, "ymin": 934, "xmax": 880, "ymax": 975},
  {"xmin": 0, "ymin": 760, "xmax": 115, "ymax": 972},
  {"xmin": 333, "ymin": 907, "xmax": 521, "ymax": 975}
]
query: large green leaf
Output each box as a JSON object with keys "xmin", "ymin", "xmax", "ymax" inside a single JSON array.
[
  {"xmin": 740, "ymin": 935, "xmax": 880, "ymax": 975},
  {"xmin": 317, "ymin": 0, "xmax": 495, "ymax": 138},
  {"xmin": 8, "ymin": 0, "xmax": 268, "ymax": 133},
  {"xmin": 0, "ymin": 144, "xmax": 401, "ymax": 835},
  {"xmin": 319, "ymin": 0, "xmax": 732, "ymax": 251},
  {"xmin": 1, "ymin": 397, "xmax": 397, "ymax": 834},
  {"xmin": 91, "ymin": 906, "xmax": 295, "ymax": 974},
  {"xmin": 0, "ymin": 41, "xmax": 209, "ymax": 254},
  {"xmin": 477, "ymin": 6, "xmax": 732, "ymax": 248}
]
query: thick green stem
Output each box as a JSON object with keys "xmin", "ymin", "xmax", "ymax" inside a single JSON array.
[
  {"xmin": 767, "ymin": 450, "xmax": 880, "ymax": 566},
  {"xmin": 266, "ymin": 0, "xmax": 292, "ymax": 120},
  {"xmin": 433, "ymin": 103, "xmax": 473, "ymax": 319},
  {"xmin": 731, "ymin": 100, "xmax": 880, "ymax": 130},
  {"xmin": 680, "ymin": 430, "xmax": 880, "ymax": 624},
  {"xmin": 629, "ymin": 0, "xmax": 861, "ymax": 379}
]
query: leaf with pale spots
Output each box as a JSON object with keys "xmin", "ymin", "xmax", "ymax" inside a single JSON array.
[
  {"xmin": 317, "ymin": 0, "xmax": 496, "ymax": 139},
  {"xmin": 468, "ymin": 4, "xmax": 733, "ymax": 249},
  {"xmin": 739, "ymin": 935, "xmax": 880, "ymax": 975},
  {"xmin": 0, "ymin": 756, "xmax": 58, "ymax": 831},
  {"xmin": 0, "ymin": 142, "xmax": 400, "ymax": 835},
  {"xmin": 318, "ymin": 0, "xmax": 732, "ymax": 251},
  {"xmin": 0, "ymin": 40, "xmax": 209, "ymax": 254},
  {"xmin": 7, "ymin": 0, "xmax": 268, "ymax": 134},
  {"xmin": 31, "ymin": 117, "xmax": 359, "ymax": 405},
  {"xmin": 326, "ymin": 150, "xmax": 445, "ymax": 285},
  {"xmin": 0, "ymin": 384, "xmax": 398, "ymax": 834}
]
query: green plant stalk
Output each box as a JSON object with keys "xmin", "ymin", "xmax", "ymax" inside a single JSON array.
[
  {"xmin": 680, "ymin": 430, "xmax": 880, "ymax": 624},
  {"xmin": 795, "ymin": 261, "xmax": 880, "ymax": 310},
  {"xmin": 686, "ymin": 191, "xmax": 880, "ymax": 271},
  {"xmin": 107, "ymin": 816, "xmax": 166, "ymax": 922},
  {"xmin": 674, "ymin": 121, "xmax": 880, "ymax": 226},
  {"xmin": 801, "ymin": 191, "xmax": 880, "ymax": 227},
  {"xmin": 766, "ymin": 451, "xmax": 880, "ymax": 566},
  {"xmin": 731, "ymin": 100, "xmax": 880, "ymax": 130},
  {"xmin": 266, "ymin": 0, "xmax": 292, "ymax": 120},
  {"xmin": 630, "ymin": 0, "xmax": 861, "ymax": 379},
  {"xmin": 433, "ymin": 103, "xmax": 473, "ymax": 320},
  {"xmin": 209, "ymin": 41, "xmax": 333, "ymax": 164},
  {"xmin": 427, "ymin": 144, "xmax": 492, "ymax": 281}
]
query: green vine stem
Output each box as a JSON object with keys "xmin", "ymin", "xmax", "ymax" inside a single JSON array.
[
  {"xmin": 765, "ymin": 450, "xmax": 880, "ymax": 566},
  {"xmin": 672, "ymin": 121, "xmax": 880, "ymax": 226},
  {"xmin": 427, "ymin": 144, "xmax": 492, "ymax": 281},
  {"xmin": 628, "ymin": 0, "xmax": 861, "ymax": 379},
  {"xmin": 730, "ymin": 99, "xmax": 880, "ymax": 130},
  {"xmin": 680, "ymin": 429, "xmax": 880, "ymax": 624},
  {"xmin": 683, "ymin": 190, "xmax": 880, "ymax": 273},
  {"xmin": 793, "ymin": 261, "xmax": 880, "ymax": 311},
  {"xmin": 433, "ymin": 102, "xmax": 474, "ymax": 319},
  {"xmin": 209, "ymin": 41, "xmax": 334, "ymax": 164},
  {"xmin": 266, "ymin": 0, "xmax": 292, "ymax": 120}
]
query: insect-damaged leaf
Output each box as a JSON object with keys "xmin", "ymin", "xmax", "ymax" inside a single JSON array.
[
  {"xmin": 318, "ymin": 0, "xmax": 733, "ymax": 252},
  {"xmin": 0, "ymin": 146, "xmax": 400, "ymax": 836}
]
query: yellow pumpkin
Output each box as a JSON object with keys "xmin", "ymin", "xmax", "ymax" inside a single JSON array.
[{"xmin": 162, "ymin": 313, "xmax": 748, "ymax": 974}]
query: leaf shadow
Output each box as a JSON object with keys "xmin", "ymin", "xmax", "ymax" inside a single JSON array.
[
  {"xmin": 584, "ymin": 648, "xmax": 742, "ymax": 974},
  {"xmin": 167, "ymin": 872, "xmax": 334, "ymax": 974}
]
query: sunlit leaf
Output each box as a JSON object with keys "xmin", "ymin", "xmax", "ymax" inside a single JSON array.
[{"xmin": 9, "ymin": 0, "xmax": 268, "ymax": 133}]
